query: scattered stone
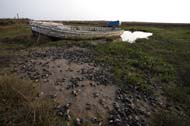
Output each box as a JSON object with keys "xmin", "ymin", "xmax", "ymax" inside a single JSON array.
[
  {"xmin": 91, "ymin": 117, "xmax": 97, "ymax": 123},
  {"xmin": 98, "ymin": 122, "xmax": 102, "ymax": 126},
  {"xmin": 43, "ymin": 79, "xmax": 48, "ymax": 82},
  {"xmin": 45, "ymin": 74, "xmax": 49, "ymax": 77},
  {"xmin": 66, "ymin": 103, "xmax": 72, "ymax": 108},
  {"xmin": 78, "ymin": 89, "xmax": 81, "ymax": 92},
  {"xmin": 65, "ymin": 114, "xmax": 71, "ymax": 121},
  {"xmin": 56, "ymin": 104, "xmax": 72, "ymax": 121},
  {"xmin": 37, "ymin": 92, "xmax": 44, "ymax": 97},
  {"xmin": 109, "ymin": 88, "xmax": 150, "ymax": 126},
  {"xmin": 81, "ymin": 84, "xmax": 85, "ymax": 87},
  {"xmin": 14, "ymin": 47, "xmax": 130, "ymax": 125},
  {"xmin": 99, "ymin": 99, "xmax": 105, "ymax": 105},
  {"xmin": 55, "ymin": 81, "xmax": 62, "ymax": 86},
  {"xmin": 72, "ymin": 90, "xmax": 77, "ymax": 96},
  {"xmin": 35, "ymin": 79, "xmax": 39, "ymax": 82},
  {"xmin": 93, "ymin": 92, "xmax": 99, "ymax": 98},
  {"xmin": 86, "ymin": 103, "xmax": 91, "ymax": 110},
  {"xmin": 49, "ymin": 94, "xmax": 57, "ymax": 99},
  {"xmin": 90, "ymin": 82, "xmax": 96, "ymax": 87},
  {"xmin": 76, "ymin": 118, "xmax": 81, "ymax": 125}
]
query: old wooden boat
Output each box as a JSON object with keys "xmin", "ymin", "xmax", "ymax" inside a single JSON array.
[{"xmin": 30, "ymin": 20, "xmax": 124, "ymax": 39}]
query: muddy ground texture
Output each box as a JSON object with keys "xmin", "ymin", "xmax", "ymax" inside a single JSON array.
[{"xmin": 10, "ymin": 47, "xmax": 165, "ymax": 126}]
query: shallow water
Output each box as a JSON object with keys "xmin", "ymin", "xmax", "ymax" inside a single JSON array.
[{"xmin": 121, "ymin": 31, "xmax": 153, "ymax": 43}]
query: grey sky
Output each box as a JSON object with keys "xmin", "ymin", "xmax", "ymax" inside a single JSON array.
[{"xmin": 0, "ymin": 0, "xmax": 190, "ymax": 23}]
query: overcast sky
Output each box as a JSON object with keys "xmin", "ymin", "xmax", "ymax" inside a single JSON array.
[{"xmin": 0, "ymin": 0, "xmax": 190, "ymax": 23}]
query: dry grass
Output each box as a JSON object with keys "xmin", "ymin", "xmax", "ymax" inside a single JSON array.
[{"xmin": 0, "ymin": 75, "xmax": 64, "ymax": 126}]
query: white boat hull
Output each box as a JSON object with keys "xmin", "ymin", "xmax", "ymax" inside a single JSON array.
[{"xmin": 30, "ymin": 21, "xmax": 124, "ymax": 39}]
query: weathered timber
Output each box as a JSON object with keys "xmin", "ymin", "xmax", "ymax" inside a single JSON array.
[{"xmin": 30, "ymin": 20, "xmax": 124, "ymax": 40}]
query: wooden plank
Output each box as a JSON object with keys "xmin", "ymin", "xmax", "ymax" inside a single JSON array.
[{"xmin": 30, "ymin": 21, "xmax": 124, "ymax": 39}]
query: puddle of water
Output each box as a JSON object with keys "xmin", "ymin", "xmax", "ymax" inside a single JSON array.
[{"xmin": 121, "ymin": 31, "xmax": 153, "ymax": 43}]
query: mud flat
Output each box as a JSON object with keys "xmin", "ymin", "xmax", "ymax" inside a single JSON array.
[
  {"xmin": 10, "ymin": 46, "xmax": 163, "ymax": 126},
  {"xmin": 11, "ymin": 47, "xmax": 117, "ymax": 125}
]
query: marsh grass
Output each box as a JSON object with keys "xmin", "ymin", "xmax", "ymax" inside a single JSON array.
[
  {"xmin": 149, "ymin": 110, "xmax": 190, "ymax": 126},
  {"xmin": 0, "ymin": 19, "xmax": 29, "ymax": 26},
  {"xmin": 0, "ymin": 19, "xmax": 190, "ymax": 126},
  {"xmin": 95, "ymin": 42, "xmax": 175, "ymax": 94},
  {"xmin": 0, "ymin": 76, "xmax": 64, "ymax": 126},
  {"xmin": 95, "ymin": 25, "xmax": 190, "ymax": 125}
]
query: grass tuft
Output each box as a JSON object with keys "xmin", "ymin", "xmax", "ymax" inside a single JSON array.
[
  {"xmin": 0, "ymin": 75, "xmax": 64, "ymax": 126},
  {"xmin": 150, "ymin": 110, "xmax": 190, "ymax": 126}
]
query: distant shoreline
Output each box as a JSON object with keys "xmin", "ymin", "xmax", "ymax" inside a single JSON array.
[{"xmin": 1, "ymin": 18, "xmax": 190, "ymax": 27}]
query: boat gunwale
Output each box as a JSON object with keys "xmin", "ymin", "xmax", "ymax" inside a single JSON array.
[
  {"xmin": 31, "ymin": 24, "xmax": 124, "ymax": 35},
  {"xmin": 30, "ymin": 20, "xmax": 124, "ymax": 39}
]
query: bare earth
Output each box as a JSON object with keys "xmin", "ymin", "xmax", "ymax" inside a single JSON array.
[
  {"xmin": 14, "ymin": 47, "xmax": 118, "ymax": 125},
  {"xmin": 11, "ymin": 46, "xmax": 166, "ymax": 126}
]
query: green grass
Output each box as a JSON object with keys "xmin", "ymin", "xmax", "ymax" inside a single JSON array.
[
  {"xmin": 0, "ymin": 19, "xmax": 29, "ymax": 26},
  {"xmin": 95, "ymin": 25, "xmax": 190, "ymax": 125},
  {"xmin": 149, "ymin": 109, "xmax": 190, "ymax": 126},
  {"xmin": 0, "ymin": 19, "xmax": 190, "ymax": 126},
  {"xmin": 0, "ymin": 22, "xmax": 35, "ymax": 51},
  {"xmin": 0, "ymin": 24, "xmax": 31, "ymax": 40},
  {"xmin": 95, "ymin": 42, "xmax": 175, "ymax": 95}
]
